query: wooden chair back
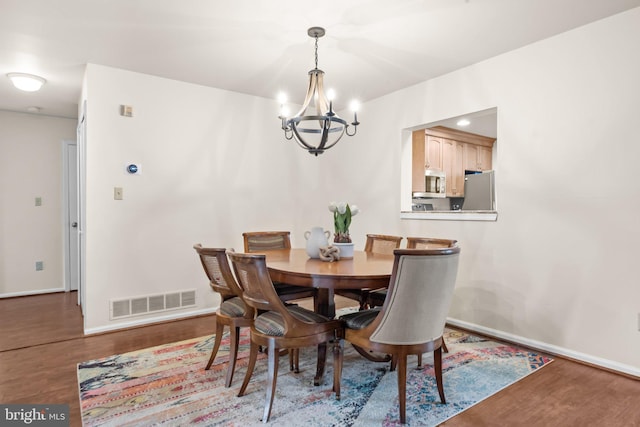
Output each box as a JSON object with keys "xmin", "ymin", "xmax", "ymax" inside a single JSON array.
[
  {"xmin": 243, "ymin": 231, "xmax": 291, "ymax": 252},
  {"xmin": 406, "ymin": 237, "xmax": 458, "ymax": 249},
  {"xmin": 193, "ymin": 244, "xmax": 244, "ymax": 301},
  {"xmin": 364, "ymin": 234, "xmax": 403, "ymax": 255}
]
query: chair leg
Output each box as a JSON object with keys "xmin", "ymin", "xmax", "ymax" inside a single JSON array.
[
  {"xmin": 224, "ymin": 326, "xmax": 240, "ymax": 387},
  {"xmin": 434, "ymin": 347, "xmax": 446, "ymax": 404},
  {"xmin": 288, "ymin": 349, "xmax": 300, "ymax": 373},
  {"xmin": 205, "ymin": 321, "xmax": 225, "ymax": 370},
  {"xmin": 314, "ymin": 342, "xmax": 327, "ymax": 386},
  {"xmin": 397, "ymin": 354, "xmax": 408, "ymax": 424},
  {"xmin": 238, "ymin": 341, "xmax": 259, "ymax": 397},
  {"xmin": 262, "ymin": 344, "xmax": 280, "ymax": 423},
  {"xmin": 417, "ymin": 338, "xmax": 446, "ymax": 368},
  {"xmin": 333, "ymin": 339, "xmax": 343, "ymax": 400}
]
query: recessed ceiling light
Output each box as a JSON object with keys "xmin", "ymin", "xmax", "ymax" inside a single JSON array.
[
  {"xmin": 6, "ymin": 73, "xmax": 46, "ymax": 92},
  {"xmin": 456, "ymin": 119, "xmax": 470, "ymax": 127}
]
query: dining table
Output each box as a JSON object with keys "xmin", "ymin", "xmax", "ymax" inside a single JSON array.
[{"xmin": 264, "ymin": 248, "xmax": 395, "ymax": 384}]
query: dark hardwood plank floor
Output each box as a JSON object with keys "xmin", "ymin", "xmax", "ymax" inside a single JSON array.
[{"xmin": 0, "ymin": 292, "xmax": 638, "ymax": 427}]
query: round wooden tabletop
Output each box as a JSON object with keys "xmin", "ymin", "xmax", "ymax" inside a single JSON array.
[{"xmin": 264, "ymin": 248, "xmax": 394, "ymax": 290}]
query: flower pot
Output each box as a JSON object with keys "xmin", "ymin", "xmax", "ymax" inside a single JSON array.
[{"xmin": 333, "ymin": 242, "xmax": 355, "ymax": 259}]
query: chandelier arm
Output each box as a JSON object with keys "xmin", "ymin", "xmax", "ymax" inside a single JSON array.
[
  {"xmin": 284, "ymin": 127, "xmax": 294, "ymax": 140},
  {"xmin": 315, "ymin": 71, "xmax": 329, "ymax": 117},
  {"xmin": 292, "ymin": 71, "xmax": 318, "ymax": 118},
  {"xmin": 345, "ymin": 125, "xmax": 357, "ymax": 137}
]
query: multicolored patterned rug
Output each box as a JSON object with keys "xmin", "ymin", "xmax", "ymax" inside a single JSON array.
[{"xmin": 78, "ymin": 319, "xmax": 552, "ymax": 426}]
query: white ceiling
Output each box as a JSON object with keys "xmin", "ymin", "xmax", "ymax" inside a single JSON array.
[{"xmin": 1, "ymin": 0, "xmax": 639, "ymax": 119}]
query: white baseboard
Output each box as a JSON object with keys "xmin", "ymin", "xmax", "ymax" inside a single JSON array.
[
  {"xmin": 447, "ymin": 317, "xmax": 640, "ymax": 379},
  {"xmin": 0, "ymin": 287, "xmax": 66, "ymax": 299},
  {"xmin": 84, "ymin": 307, "xmax": 217, "ymax": 336}
]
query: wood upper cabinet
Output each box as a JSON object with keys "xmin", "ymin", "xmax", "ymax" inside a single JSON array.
[
  {"xmin": 425, "ymin": 135, "xmax": 444, "ymax": 170},
  {"xmin": 412, "ymin": 131, "xmax": 426, "ymax": 192},
  {"xmin": 413, "ymin": 126, "xmax": 495, "ymax": 197},
  {"xmin": 443, "ymin": 140, "xmax": 465, "ymax": 197},
  {"xmin": 464, "ymin": 143, "xmax": 493, "ymax": 172}
]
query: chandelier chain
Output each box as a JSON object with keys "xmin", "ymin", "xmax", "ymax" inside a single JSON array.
[{"xmin": 314, "ymin": 35, "xmax": 319, "ymax": 69}]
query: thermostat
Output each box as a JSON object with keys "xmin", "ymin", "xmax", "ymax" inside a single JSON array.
[{"xmin": 126, "ymin": 163, "xmax": 142, "ymax": 174}]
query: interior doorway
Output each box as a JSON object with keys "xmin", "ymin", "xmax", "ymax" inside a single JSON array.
[{"xmin": 62, "ymin": 140, "xmax": 79, "ymax": 294}]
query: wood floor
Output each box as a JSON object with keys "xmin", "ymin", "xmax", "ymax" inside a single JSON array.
[{"xmin": 0, "ymin": 292, "xmax": 638, "ymax": 427}]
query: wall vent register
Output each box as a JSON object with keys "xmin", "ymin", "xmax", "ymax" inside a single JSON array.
[{"xmin": 110, "ymin": 289, "xmax": 196, "ymax": 319}]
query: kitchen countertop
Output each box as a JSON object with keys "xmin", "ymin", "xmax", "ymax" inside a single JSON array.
[{"xmin": 400, "ymin": 210, "xmax": 498, "ymax": 221}]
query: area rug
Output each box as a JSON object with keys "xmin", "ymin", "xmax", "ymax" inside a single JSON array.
[{"xmin": 78, "ymin": 319, "xmax": 552, "ymax": 426}]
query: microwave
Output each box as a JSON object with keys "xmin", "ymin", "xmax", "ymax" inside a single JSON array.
[{"xmin": 413, "ymin": 169, "xmax": 446, "ymax": 198}]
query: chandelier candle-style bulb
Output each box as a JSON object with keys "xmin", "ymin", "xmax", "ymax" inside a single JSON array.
[{"xmin": 278, "ymin": 27, "xmax": 360, "ymax": 156}]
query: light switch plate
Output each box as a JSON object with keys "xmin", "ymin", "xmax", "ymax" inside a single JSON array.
[{"xmin": 114, "ymin": 187, "xmax": 123, "ymax": 200}]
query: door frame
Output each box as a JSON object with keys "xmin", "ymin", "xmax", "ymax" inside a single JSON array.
[{"xmin": 62, "ymin": 140, "xmax": 78, "ymax": 293}]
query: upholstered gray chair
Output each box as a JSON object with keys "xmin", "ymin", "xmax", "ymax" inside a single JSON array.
[
  {"xmin": 227, "ymin": 251, "xmax": 343, "ymax": 423},
  {"xmin": 193, "ymin": 244, "xmax": 253, "ymax": 387},
  {"xmin": 367, "ymin": 237, "xmax": 458, "ymax": 308},
  {"xmin": 338, "ymin": 246, "xmax": 461, "ymax": 424}
]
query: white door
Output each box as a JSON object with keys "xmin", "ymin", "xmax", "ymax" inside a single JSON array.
[{"xmin": 63, "ymin": 141, "xmax": 79, "ymax": 292}]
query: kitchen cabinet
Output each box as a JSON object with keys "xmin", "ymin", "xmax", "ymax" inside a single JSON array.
[
  {"xmin": 412, "ymin": 126, "xmax": 495, "ymax": 197},
  {"xmin": 425, "ymin": 135, "xmax": 444, "ymax": 170},
  {"xmin": 443, "ymin": 139, "xmax": 465, "ymax": 196},
  {"xmin": 464, "ymin": 143, "xmax": 493, "ymax": 172},
  {"xmin": 411, "ymin": 132, "xmax": 426, "ymax": 192}
]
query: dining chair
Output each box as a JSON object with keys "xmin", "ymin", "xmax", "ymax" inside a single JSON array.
[
  {"xmin": 367, "ymin": 237, "xmax": 458, "ymax": 360},
  {"xmin": 367, "ymin": 237, "xmax": 458, "ymax": 308},
  {"xmin": 227, "ymin": 251, "xmax": 343, "ymax": 423},
  {"xmin": 406, "ymin": 237, "xmax": 458, "ymax": 249},
  {"xmin": 338, "ymin": 246, "xmax": 461, "ymax": 424},
  {"xmin": 193, "ymin": 244, "xmax": 253, "ymax": 387},
  {"xmin": 336, "ymin": 234, "xmax": 403, "ymax": 310},
  {"xmin": 242, "ymin": 231, "xmax": 318, "ymax": 305}
]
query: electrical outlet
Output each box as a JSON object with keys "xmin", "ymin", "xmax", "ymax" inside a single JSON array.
[
  {"xmin": 35, "ymin": 197, "xmax": 42, "ymax": 206},
  {"xmin": 114, "ymin": 187, "xmax": 123, "ymax": 200},
  {"xmin": 35, "ymin": 261, "xmax": 44, "ymax": 271}
]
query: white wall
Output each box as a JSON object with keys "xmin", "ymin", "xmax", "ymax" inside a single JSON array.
[
  {"xmin": 0, "ymin": 111, "xmax": 77, "ymax": 296},
  {"xmin": 382, "ymin": 8, "xmax": 638, "ymax": 374},
  {"xmin": 82, "ymin": 64, "xmax": 358, "ymax": 332},
  {"xmin": 82, "ymin": 7, "xmax": 639, "ymax": 375}
]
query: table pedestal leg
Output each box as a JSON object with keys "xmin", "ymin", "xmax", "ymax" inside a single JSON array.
[{"xmin": 314, "ymin": 288, "xmax": 335, "ymax": 385}]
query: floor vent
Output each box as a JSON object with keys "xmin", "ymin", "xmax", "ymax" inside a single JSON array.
[{"xmin": 110, "ymin": 289, "xmax": 197, "ymax": 320}]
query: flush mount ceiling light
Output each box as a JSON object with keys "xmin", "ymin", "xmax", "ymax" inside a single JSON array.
[
  {"xmin": 278, "ymin": 27, "xmax": 360, "ymax": 156},
  {"xmin": 7, "ymin": 73, "xmax": 46, "ymax": 92}
]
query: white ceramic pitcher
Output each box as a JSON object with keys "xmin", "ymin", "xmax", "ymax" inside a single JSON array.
[{"xmin": 304, "ymin": 227, "xmax": 331, "ymax": 259}]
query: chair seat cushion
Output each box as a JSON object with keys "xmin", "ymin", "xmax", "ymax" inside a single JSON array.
[
  {"xmin": 219, "ymin": 296, "xmax": 246, "ymax": 317},
  {"xmin": 339, "ymin": 308, "xmax": 380, "ymax": 330},
  {"xmin": 254, "ymin": 305, "xmax": 331, "ymax": 336}
]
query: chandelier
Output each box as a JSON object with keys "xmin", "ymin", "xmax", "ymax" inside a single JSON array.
[{"xmin": 279, "ymin": 27, "xmax": 360, "ymax": 156}]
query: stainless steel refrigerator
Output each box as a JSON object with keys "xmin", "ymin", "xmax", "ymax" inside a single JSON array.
[{"xmin": 462, "ymin": 170, "xmax": 495, "ymax": 210}]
